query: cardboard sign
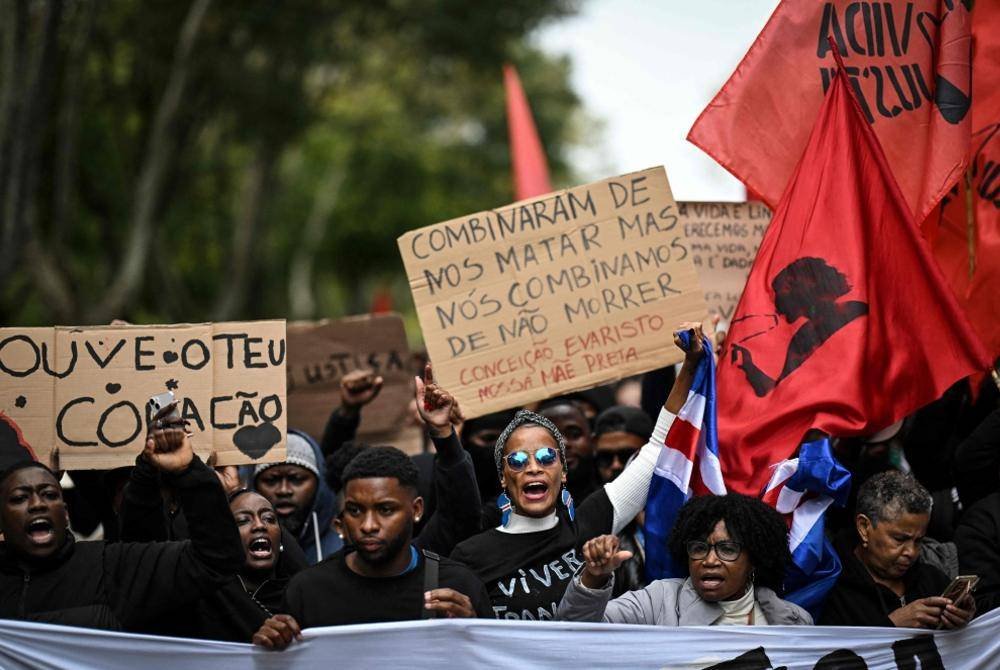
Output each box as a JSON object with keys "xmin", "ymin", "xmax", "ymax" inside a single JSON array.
[
  {"xmin": 679, "ymin": 201, "xmax": 772, "ymax": 320},
  {"xmin": 0, "ymin": 321, "xmax": 287, "ymax": 469},
  {"xmin": 286, "ymin": 314, "xmax": 412, "ymax": 442},
  {"xmin": 398, "ymin": 167, "xmax": 706, "ymax": 418}
]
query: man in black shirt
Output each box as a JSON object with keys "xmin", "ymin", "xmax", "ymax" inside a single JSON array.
[{"xmin": 253, "ymin": 445, "xmax": 490, "ymax": 649}]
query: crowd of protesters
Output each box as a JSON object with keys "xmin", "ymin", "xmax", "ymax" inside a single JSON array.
[{"xmin": 0, "ymin": 320, "xmax": 996, "ymax": 650}]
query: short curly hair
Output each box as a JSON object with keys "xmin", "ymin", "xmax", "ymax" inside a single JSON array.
[
  {"xmin": 667, "ymin": 494, "xmax": 791, "ymax": 593},
  {"xmin": 342, "ymin": 446, "xmax": 420, "ymax": 495},
  {"xmin": 856, "ymin": 470, "xmax": 931, "ymax": 526}
]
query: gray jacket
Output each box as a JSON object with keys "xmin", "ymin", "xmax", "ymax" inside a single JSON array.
[{"xmin": 557, "ymin": 574, "xmax": 813, "ymax": 626}]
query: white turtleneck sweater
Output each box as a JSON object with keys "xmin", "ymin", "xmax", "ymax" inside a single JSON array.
[{"xmin": 714, "ymin": 586, "xmax": 768, "ymax": 626}]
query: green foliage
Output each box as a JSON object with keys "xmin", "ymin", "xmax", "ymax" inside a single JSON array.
[{"xmin": 0, "ymin": 0, "xmax": 589, "ymax": 332}]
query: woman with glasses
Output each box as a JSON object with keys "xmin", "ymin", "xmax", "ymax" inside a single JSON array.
[
  {"xmin": 450, "ymin": 323, "xmax": 710, "ymax": 621},
  {"xmin": 557, "ymin": 493, "xmax": 813, "ymax": 626}
]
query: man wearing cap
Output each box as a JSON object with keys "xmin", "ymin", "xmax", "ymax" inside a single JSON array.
[
  {"xmin": 252, "ymin": 430, "xmax": 340, "ymax": 565},
  {"xmin": 592, "ymin": 405, "xmax": 655, "ymax": 595}
]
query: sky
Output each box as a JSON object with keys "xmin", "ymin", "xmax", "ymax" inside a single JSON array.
[{"xmin": 536, "ymin": 0, "xmax": 781, "ymax": 202}]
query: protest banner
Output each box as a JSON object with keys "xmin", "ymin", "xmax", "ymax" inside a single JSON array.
[
  {"xmin": 679, "ymin": 201, "xmax": 772, "ymax": 320},
  {"xmin": 398, "ymin": 167, "xmax": 706, "ymax": 418},
  {"xmin": 2, "ymin": 609, "xmax": 997, "ymax": 670},
  {"xmin": 0, "ymin": 321, "xmax": 286, "ymax": 469},
  {"xmin": 286, "ymin": 314, "xmax": 412, "ymax": 442}
]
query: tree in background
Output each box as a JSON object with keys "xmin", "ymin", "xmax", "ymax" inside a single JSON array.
[{"xmin": 0, "ymin": 0, "xmax": 588, "ymax": 326}]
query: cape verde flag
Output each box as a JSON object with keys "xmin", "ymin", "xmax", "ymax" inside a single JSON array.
[{"xmin": 644, "ymin": 331, "xmax": 725, "ymax": 580}]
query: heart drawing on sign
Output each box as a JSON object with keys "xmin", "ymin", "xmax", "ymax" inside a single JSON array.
[
  {"xmin": 106, "ymin": 383, "xmax": 122, "ymax": 394},
  {"xmin": 163, "ymin": 351, "xmax": 179, "ymax": 364},
  {"xmin": 232, "ymin": 423, "xmax": 281, "ymax": 460}
]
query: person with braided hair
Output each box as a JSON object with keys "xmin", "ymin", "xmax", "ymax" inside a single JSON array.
[
  {"xmin": 557, "ymin": 494, "xmax": 812, "ymax": 626},
  {"xmin": 450, "ymin": 322, "xmax": 712, "ymax": 621}
]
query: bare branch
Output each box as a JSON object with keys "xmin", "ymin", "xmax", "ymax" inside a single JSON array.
[{"xmin": 89, "ymin": 0, "xmax": 212, "ymax": 322}]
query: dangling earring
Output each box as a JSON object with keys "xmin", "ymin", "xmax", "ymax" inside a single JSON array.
[
  {"xmin": 749, "ymin": 568, "xmax": 756, "ymax": 584},
  {"xmin": 497, "ymin": 490, "xmax": 513, "ymax": 527},
  {"xmin": 561, "ymin": 486, "xmax": 575, "ymax": 522}
]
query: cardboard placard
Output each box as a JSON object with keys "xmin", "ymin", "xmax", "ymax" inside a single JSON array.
[
  {"xmin": 0, "ymin": 321, "xmax": 287, "ymax": 469},
  {"xmin": 286, "ymin": 314, "xmax": 412, "ymax": 442},
  {"xmin": 398, "ymin": 167, "xmax": 706, "ymax": 418},
  {"xmin": 679, "ymin": 201, "xmax": 772, "ymax": 320}
]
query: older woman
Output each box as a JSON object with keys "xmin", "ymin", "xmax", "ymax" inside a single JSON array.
[
  {"xmin": 557, "ymin": 494, "xmax": 812, "ymax": 625},
  {"xmin": 451, "ymin": 324, "xmax": 710, "ymax": 620},
  {"xmin": 819, "ymin": 471, "xmax": 975, "ymax": 628}
]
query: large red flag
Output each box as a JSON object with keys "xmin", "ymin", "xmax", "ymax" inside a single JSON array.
[
  {"xmin": 503, "ymin": 64, "xmax": 552, "ymax": 200},
  {"xmin": 716, "ymin": 46, "xmax": 990, "ymax": 496},
  {"xmin": 689, "ymin": 0, "xmax": 972, "ymax": 223},
  {"xmin": 927, "ymin": 3, "xmax": 1000, "ymax": 362}
]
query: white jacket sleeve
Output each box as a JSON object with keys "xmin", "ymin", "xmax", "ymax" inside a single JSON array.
[{"xmin": 604, "ymin": 406, "xmax": 676, "ymax": 534}]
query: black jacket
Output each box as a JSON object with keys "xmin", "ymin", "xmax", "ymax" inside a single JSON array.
[
  {"xmin": 954, "ymin": 492, "xmax": 1000, "ymax": 614},
  {"xmin": 819, "ymin": 536, "xmax": 949, "ymax": 627},
  {"xmin": 0, "ymin": 457, "xmax": 243, "ymax": 631},
  {"xmin": 117, "ymin": 454, "xmax": 309, "ymax": 641}
]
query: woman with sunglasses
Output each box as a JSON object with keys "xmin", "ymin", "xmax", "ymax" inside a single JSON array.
[
  {"xmin": 557, "ymin": 493, "xmax": 812, "ymax": 626},
  {"xmin": 450, "ymin": 323, "xmax": 712, "ymax": 621}
]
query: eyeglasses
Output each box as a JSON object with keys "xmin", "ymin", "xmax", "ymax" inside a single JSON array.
[
  {"xmin": 595, "ymin": 448, "xmax": 638, "ymax": 469},
  {"xmin": 504, "ymin": 447, "xmax": 560, "ymax": 471},
  {"xmin": 686, "ymin": 540, "xmax": 743, "ymax": 562}
]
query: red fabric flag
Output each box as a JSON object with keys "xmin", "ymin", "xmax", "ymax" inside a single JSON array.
[
  {"xmin": 927, "ymin": 2, "xmax": 1000, "ymax": 362},
  {"xmin": 689, "ymin": 0, "xmax": 972, "ymax": 223},
  {"xmin": 503, "ymin": 64, "xmax": 552, "ymax": 200},
  {"xmin": 716, "ymin": 47, "xmax": 990, "ymax": 496}
]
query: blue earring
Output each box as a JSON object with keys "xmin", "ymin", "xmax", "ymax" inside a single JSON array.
[
  {"xmin": 561, "ymin": 486, "xmax": 575, "ymax": 522},
  {"xmin": 497, "ymin": 491, "xmax": 512, "ymax": 527}
]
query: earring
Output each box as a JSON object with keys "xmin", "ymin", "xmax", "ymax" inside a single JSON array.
[
  {"xmin": 279, "ymin": 544, "xmax": 284, "ymax": 553},
  {"xmin": 497, "ymin": 490, "xmax": 513, "ymax": 527},
  {"xmin": 561, "ymin": 486, "xmax": 575, "ymax": 522},
  {"xmin": 749, "ymin": 568, "xmax": 756, "ymax": 584},
  {"xmin": 415, "ymin": 516, "xmax": 422, "ymax": 523}
]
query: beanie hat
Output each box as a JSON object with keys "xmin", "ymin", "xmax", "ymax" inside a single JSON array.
[{"xmin": 253, "ymin": 431, "xmax": 321, "ymax": 481}]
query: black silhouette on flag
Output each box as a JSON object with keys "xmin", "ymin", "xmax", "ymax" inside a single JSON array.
[{"xmin": 730, "ymin": 257, "xmax": 868, "ymax": 397}]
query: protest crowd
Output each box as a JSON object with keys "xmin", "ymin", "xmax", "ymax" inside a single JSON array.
[
  {"xmin": 2, "ymin": 1, "xmax": 999, "ymax": 668},
  {"xmin": 1, "ymin": 316, "xmax": 997, "ymax": 647}
]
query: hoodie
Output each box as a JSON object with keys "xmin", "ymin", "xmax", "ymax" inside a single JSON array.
[{"xmin": 252, "ymin": 429, "xmax": 342, "ymax": 565}]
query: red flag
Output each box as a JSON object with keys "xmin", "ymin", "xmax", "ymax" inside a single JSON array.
[
  {"xmin": 689, "ymin": 0, "xmax": 972, "ymax": 223},
  {"xmin": 716, "ymin": 46, "xmax": 990, "ymax": 496},
  {"xmin": 927, "ymin": 2, "xmax": 1000, "ymax": 362},
  {"xmin": 503, "ymin": 64, "xmax": 552, "ymax": 200}
]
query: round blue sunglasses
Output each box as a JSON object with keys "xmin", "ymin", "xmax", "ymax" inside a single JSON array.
[{"xmin": 504, "ymin": 447, "xmax": 560, "ymax": 471}]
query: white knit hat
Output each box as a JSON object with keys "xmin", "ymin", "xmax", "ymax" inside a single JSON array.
[{"xmin": 253, "ymin": 432, "xmax": 320, "ymax": 481}]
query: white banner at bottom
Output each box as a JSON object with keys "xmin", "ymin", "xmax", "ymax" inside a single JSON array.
[{"xmin": 1, "ymin": 609, "xmax": 998, "ymax": 669}]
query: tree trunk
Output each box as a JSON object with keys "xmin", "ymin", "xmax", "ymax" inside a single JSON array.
[
  {"xmin": 51, "ymin": 0, "xmax": 95, "ymax": 246},
  {"xmin": 212, "ymin": 144, "xmax": 277, "ymax": 320},
  {"xmin": 288, "ymin": 170, "xmax": 344, "ymax": 319},
  {"xmin": 89, "ymin": 0, "xmax": 212, "ymax": 323}
]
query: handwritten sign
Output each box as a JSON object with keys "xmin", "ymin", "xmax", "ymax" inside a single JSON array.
[
  {"xmin": 680, "ymin": 201, "xmax": 772, "ymax": 320},
  {"xmin": 398, "ymin": 167, "xmax": 706, "ymax": 418},
  {"xmin": 286, "ymin": 314, "xmax": 411, "ymax": 442},
  {"xmin": 0, "ymin": 321, "xmax": 286, "ymax": 469}
]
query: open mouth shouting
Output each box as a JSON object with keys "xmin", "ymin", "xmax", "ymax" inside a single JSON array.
[
  {"xmin": 25, "ymin": 517, "xmax": 56, "ymax": 547},
  {"xmin": 247, "ymin": 535, "xmax": 273, "ymax": 561},
  {"xmin": 521, "ymin": 481, "xmax": 550, "ymax": 502}
]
